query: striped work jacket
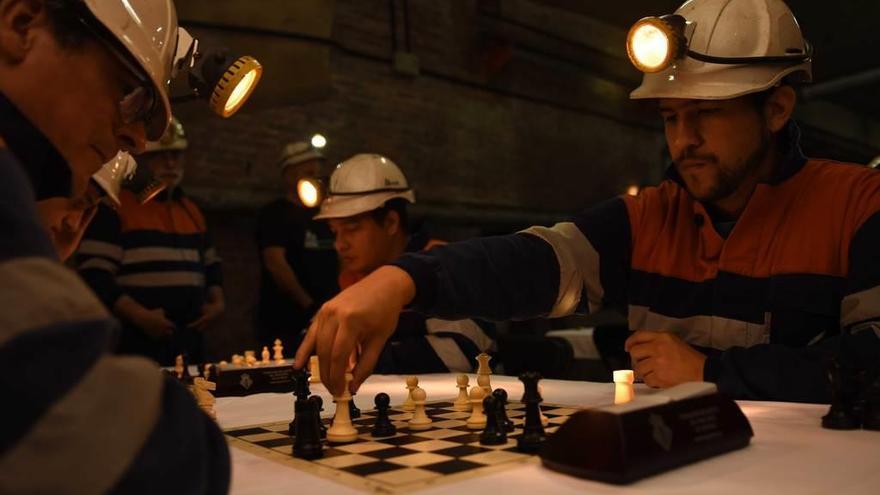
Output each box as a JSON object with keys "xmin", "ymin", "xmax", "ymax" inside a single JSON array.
[
  {"xmin": 392, "ymin": 123, "xmax": 880, "ymax": 403},
  {"xmin": 77, "ymin": 188, "xmax": 222, "ymax": 328}
]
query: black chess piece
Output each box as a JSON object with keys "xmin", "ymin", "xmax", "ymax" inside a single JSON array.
[
  {"xmin": 862, "ymin": 371, "xmax": 880, "ymax": 431},
  {"xmin": 480, "ymin": 395, "xmax": 508, "ymax": 445},
  {"xmin": 310, "ymin": 396, "xmax": 327, "ymax": 439},
  {"xmin": 293, "ymin": 397, "xmax": 324, "ymax": 460},
  {"xmin": 371, "ymin": 393, "xmax": 397, "ymax": 437},
  {"xmin": 350, "ymin": 394, "xmax": 361, "ymax": 419},
  {"xmin": 517, "ymin": 371, "xmax": 547, "ymax": 453},
  {"xmin": 822, "ymin": 358, "xmax": 861, "ymax": 430},
  {"xmin": 493, "ymin": 388, "xmax": 515, "ymax": 432},
  {"xmin": 288, "ymin": 369, "xmax": 312, "ymax": 436}
]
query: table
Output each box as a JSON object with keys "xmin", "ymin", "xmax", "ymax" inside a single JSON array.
[{"xmin": 217, "ymin": 374, "xmax": 880, "ymax": 495}]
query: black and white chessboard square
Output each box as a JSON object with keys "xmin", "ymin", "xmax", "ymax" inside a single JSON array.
[{"xmin": 224, "ymin": 400, "xmax": 578, "ymax": 493}]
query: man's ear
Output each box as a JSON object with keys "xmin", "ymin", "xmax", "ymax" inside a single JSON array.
[
  {"xmin": 0, "ymin": 0, "xmax": 47, "ymax": 64},
  {"xmin": 764, "ymin": 85, "xmax": 797, "ymax": 133},
  {"xmin": 384, "ymin": 210, "xmax": 401, "ymax": 236}
]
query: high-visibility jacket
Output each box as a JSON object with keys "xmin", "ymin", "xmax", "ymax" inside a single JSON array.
[{"xmin": 392, "ymin": 122, "xmax": 880, "ymax": 403}]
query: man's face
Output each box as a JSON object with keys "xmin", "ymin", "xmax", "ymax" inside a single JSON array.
[
  {"xmin": 35, "ymin": 181, "xmax": 106, "ymax": 261},
  {"xmin": 0, "ymin": 3, "xmax": 149, "ymax": 197},
  {"xmin": 660, "ymin": 96, "xmax": 770, "ymax": 203},
  {"xmin": 328, "ymin": 213, "xmax": 395, "ymax": 275},
  {"xmin": 144, "ymin": 150, "xmax": 185, "ymax": 188},
  {"xmin": 282, "ymin": 160, "xmax": 322, "ymax": 192}
]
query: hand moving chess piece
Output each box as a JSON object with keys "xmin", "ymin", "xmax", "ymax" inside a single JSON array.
[
  {"xmin": 402, "ymin": 376, "xmax": 418, "ymax": 412},
  {"xmin": 517, "ymin": 372, "xmax": 547, "ymax": 453},
  {"xmin": 409, "ymin": 387, "xmax": 432, "ymax": 430},
  {"xmin": 454, "ymin": 374, "xmax": 471, "ymax": 411},
  {"xmin": 327, "ymin": 373, "xmax": 359, "ymax": 443},
  {"xmin": 273, "ymin": 338, "xmax": 284, "ymax": 363},
  {"xmin": 479, "ymin": 395, "xmax": 507, "ymax": 445},
  {"xmin": 466, "ymin": 386, "xmax": 487, "ymax": 429},
  {"xmin": 493, "ymin": 388, "xmax": 514, "ymax": 432},
  {"xmin": 614, "ymin": 370, "xmax": 635, "ymax": 405},
  {"xmin": 371, "ymin": 393, "xmax": 397, "ymax": 437}
]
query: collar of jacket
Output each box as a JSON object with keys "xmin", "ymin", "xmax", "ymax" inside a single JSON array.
[
  {"xmin": 0, "ymin": 91, "xmax": 71, "ymax": 200},
  {"xmin": 664, "ymin": 119, "xmax": 809, "ymax": 190}
]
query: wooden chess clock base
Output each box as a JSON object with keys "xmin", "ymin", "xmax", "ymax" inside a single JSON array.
[{"xmin": 540, "ymin": 384, "xmax": 753, "ymax": 484}]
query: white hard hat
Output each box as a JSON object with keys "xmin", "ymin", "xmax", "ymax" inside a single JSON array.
[
  {"xmin": 629, "ymin": 0, "xmax": 812, "ymax": 100},
  {"xmin": 279, "ymin": 142, "xmax": 324, "ymax": 172},
  {"xmin": 314, "ymin": 154, "xmax": 415, "ymax": 220},
  {"xmin": 83, "ymin": 0, "xmax": 179, "ymax": 140},
  {"xmin": 92, "ymin": 151, "xmax": 138, "ymax": 206},
  {"xmin": 145, "ymin": 117, "xmax": 188, "ymax": 153}
]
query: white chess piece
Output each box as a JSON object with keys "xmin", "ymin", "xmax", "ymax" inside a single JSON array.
[
  {"xmin": 192, "ymin": 377, "xmax": 217, "ymax": 420},
  {"xmin": 538, "ymin": 384, "xmax": 549, "ymax": 427},
  {"xmin": 231, "ymin": 354, "xmax": 244, "ymax": 366},
  {"xmin": 261, "ymin": 346, "xmax": 271, "ymax": 364},
  {"xmin": 402, "ymin": 376, "xmax": 418, "ymax": 412},
  {"xmin": 466, "ymin": 386, "xmax": 487, "ymax": 429},
  {"xmin": 327, "ymin": 373, "xmax": 358, "ymax": 443},
  {"xmin": 408, "ymin": 387, "xmax": 432, "ymax": 430},
  {"xmin": 308, "ymin": 355, "xmax": 321, "ymax": 383},
  {"xmin": 453, "ymin": 374, "xmax": 471, "ymax": 411},
  {"xmin": 476, "ymin": 353, "xmax": 491, "ymax": 392},
  {"xmin": 613, "ymin": 369, "xmax": 635, "ymax": 405},
  {"xmin": 273, "ymin": 339, "xmax": 284, "ymax": 363},
  {"xmin": 244, "ymin": 350, "xmax": 257, "ymax": 367}
]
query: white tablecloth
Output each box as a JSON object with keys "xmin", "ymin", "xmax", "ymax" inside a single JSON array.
[{"xmin": 216, "ymin": 374, "xmax": 880, "ymax": 495}]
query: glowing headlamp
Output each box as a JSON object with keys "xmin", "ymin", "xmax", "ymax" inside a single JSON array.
[
  {"xmin": 173, "ymin": 29, "xmax": 263, "ymax": 118},
  {"xmin": 297, "ymin": 178, "xmax": 325, "ymax": 208},
  {"xmin": 626, "ymin": 14, "xmax": 812, "ymax": 74}
]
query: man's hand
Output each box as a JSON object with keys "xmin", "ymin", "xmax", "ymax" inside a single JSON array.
[
  {"xmin": 187, "ymin": 300, "xmax": 225, "ymax": 331},
  {"xmin": 134, "ymin": 308, "xmax": 175, "ymax": 339},
  {"xmin": 294, "ymin": 265, "xmax": 416, "ymax": 396},
  {"xmin": 624, "ymin": 331, "xmax": 706, "ymax": 388}
]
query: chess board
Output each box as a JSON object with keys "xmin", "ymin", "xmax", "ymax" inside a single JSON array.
[{"xmin": 224, "ymin": 399, "xmax": 580, "ymax": 493}]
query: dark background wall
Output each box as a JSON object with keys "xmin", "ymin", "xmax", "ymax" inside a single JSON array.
[{"xmin": 163, "ymin": 0, "xmax": 880, "ymax": 360}]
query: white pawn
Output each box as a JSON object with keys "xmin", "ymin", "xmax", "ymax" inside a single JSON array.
[
  {"xmin": 273, "ymin": 339, "xmax": 284, "ymax": 363},
  {"xmin": 453, "ymin": 375, "xmax": 471, "ymax": 411},
  {"xmin": 408, "ymin": 387, "xmax": 432, "ymax": 430},
  {"xmin": 402, "ymin": 376, "xmax": 418, "ymax": 412},
  {"xmin": 466, "ymin": 386, "xmax": 487, "ymax": 429},
  {"xmin": 327, "ymin": 373, "xmax": 358, "ymax": 443},
  {"xmin": 613, "ymin": 369, "xmax": 635, "ymax": 405},
  {"xmin": 261, "ymin": 346, "xmax": 271, "ymax": 364}
]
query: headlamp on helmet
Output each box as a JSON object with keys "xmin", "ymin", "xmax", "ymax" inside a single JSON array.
[{"xmin": 626, "ymin": 14, "xmax": 812, "ymax": 74}]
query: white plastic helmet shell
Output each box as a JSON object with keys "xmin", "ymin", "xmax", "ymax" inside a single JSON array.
[
  {"xmin": 630, "ymin": 0, "xmax": 812, "ymax": 100},
  {"xmin": 92, "ymin": 151, "xmax": 138, "ymax": 206},
  {"xmin": 314, "ymin": 154, "xmax": 416, "ymax": 220},
  {"xmin": 144, "ymin": 117, "xmax": 188, "ymax": 153},
  {"xmin": 83, "ymin": 0, "xmax": 178, "ymax": 140}
]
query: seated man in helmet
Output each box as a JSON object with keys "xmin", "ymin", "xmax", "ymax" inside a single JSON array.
[
  {"xmin": 255, "ymin": 141, "xmax": 338, "ymax": 351},
  {"xmin": 77, "ymin": 118, "xmax": 225, "ymax": 366},
  {"xmin": 298, "ymin": 0, "xmax": 880, "ymax": 405},
  {"xmin": 0, "ymin": 0, "xmax": 228, "ymax": 493},
  {"xmin": 312, "ymin": 154, "xmax": 495, "ymax": 374}
]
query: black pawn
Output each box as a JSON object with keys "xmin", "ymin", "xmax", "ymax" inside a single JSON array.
[
  {"xmin": 493, "ymin": 388, "xmax": 515, "ymax": 432},
  {"xmin": 480, "ymin": 395, "xmax": 507, "ymax": 445},
  {"xmin": 350, "ymin": 394, "xmax": 361, "ymax": 419},
  {"xmin": 293, "ymin": 397, "xmax": 323, "ymax": 460},
  {"xmin": 310, "ymin": 396, "xmax": 327, "ymax": 439},
  {"xmin": 288, "ymin": 369, "xmax": 311, "ymax": 436},
  {"xmin": 371, "ymin": 393, "xmax": 397, "ymax": 437},
  {"xmin": 517, "ymin": 371, "xmax": 547, "ymax": 453},
  {"xmin": 822, "ymin": 358, "xmax": 861, "ymax": 430}
]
